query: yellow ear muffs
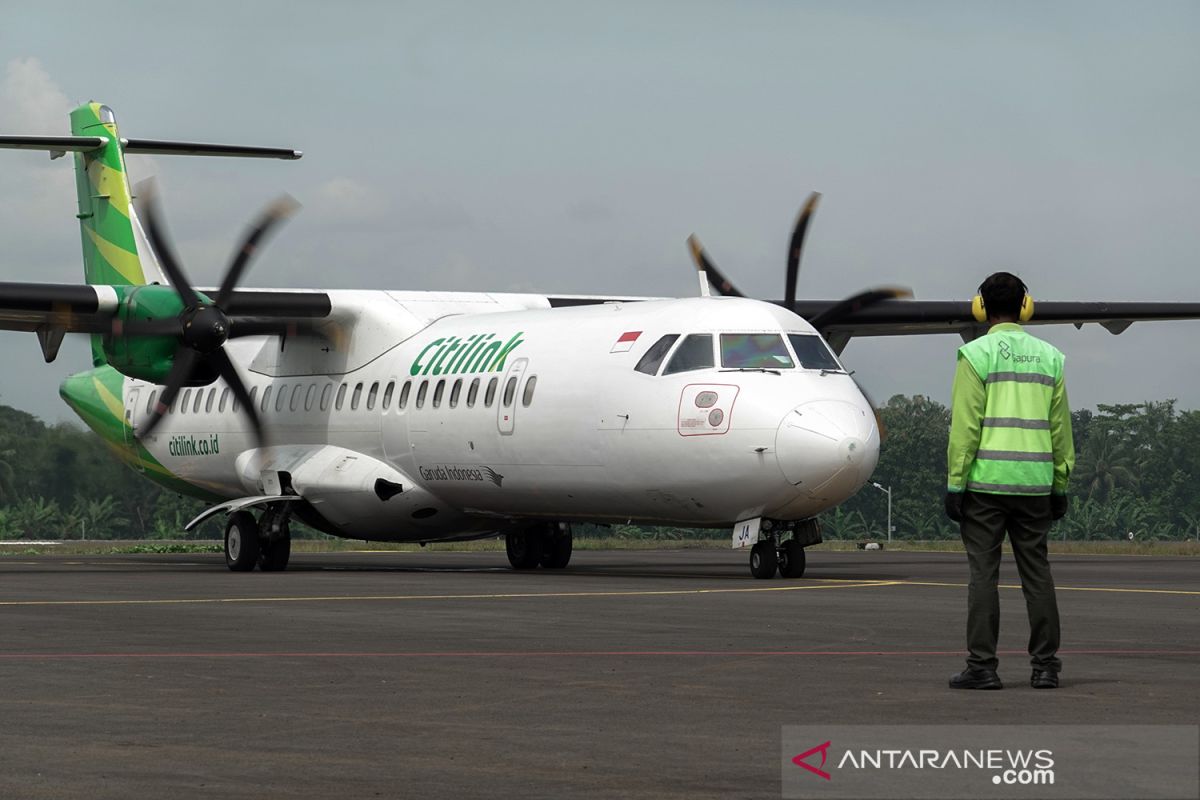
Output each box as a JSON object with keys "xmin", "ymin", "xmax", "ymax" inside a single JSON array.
[
  {"xmin": 1019, "ymin": 294, "xmax": 1034, "ymax": 322},
  {"xmin": 973, "ymin": 292, "xmax": 1034, "ymax": 323}
]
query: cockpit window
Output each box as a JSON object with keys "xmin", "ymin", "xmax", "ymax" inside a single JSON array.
[
  {"xmin": 788, "ymin": 334, "xmax": 843, "ymax": 371},
  {"xmin": 720, "ymin": 334, "xmax": 794, "ymax": 369},
  {"xmin": 662, "ymin": 334, "xmax": 714, "ymax": 375},
  {"xmin": 634, "ymin": 334, "xmax": 680, "ymax": 375}
]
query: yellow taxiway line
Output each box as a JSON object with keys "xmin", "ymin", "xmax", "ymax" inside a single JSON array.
[{"xmin": 0, "ymin": 580, "xmax": 903, "ymax": 607}]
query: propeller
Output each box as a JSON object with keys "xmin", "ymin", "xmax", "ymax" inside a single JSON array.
[
  {"xmin": 123, "ymin": 183, "xmax": 308, "ymax": 444},
  {"xmin": 686, "ymin": 192, "xmax": 910, "ymax": 442}
]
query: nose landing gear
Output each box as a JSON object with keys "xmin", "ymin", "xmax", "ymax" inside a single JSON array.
[{"xmin": 746, "ymin": 518, "xmax": 820, "ymax": 579}]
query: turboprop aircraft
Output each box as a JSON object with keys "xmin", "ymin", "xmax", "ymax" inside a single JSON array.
[{"xmin": 4, "ymin": 104, "xmax": 1200, "ymax": 578}]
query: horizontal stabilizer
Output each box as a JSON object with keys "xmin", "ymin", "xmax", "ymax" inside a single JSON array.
[
  {"xmin": 0, "ymin": 135, "xmax": 107, "ymax": 157},
  {"xmin": 122, "ymin": 139, "xmax": 301, "ymax": 160},
  {"xmin": 0, "ymin": 135, "xmax": 300, "ymax": 160}
]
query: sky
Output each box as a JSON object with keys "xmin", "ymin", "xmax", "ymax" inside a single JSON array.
[{"xmin": 1, "ymin": 1, "xmax": 1198, "ymax": 423}]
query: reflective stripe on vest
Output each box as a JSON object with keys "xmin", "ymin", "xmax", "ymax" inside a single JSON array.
[{"xmin": 958, "ymin": 326, "xmax": 1064, "ymax": 494}]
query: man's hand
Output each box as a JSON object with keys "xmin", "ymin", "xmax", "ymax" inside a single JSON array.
[
  {"xmin": 1051, "ymin": 494, "xmax": 1069, "ymax": 520},
  {"xmin": 944, "ymin": 491, "xmax": 965, "ymax": 522}
]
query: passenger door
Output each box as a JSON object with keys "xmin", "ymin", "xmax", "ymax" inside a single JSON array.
[{"xmin": 497, "ymin": 358, "xmax": 528, "ymax": 436}]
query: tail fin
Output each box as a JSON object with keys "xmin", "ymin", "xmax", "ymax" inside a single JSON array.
[
  {"xmin": 0, "ymin": 102, "xmax": 302, "ymax": 366},
  {"xmin": 69, "ymin": 103, "xmax": 154, "ymax": 287}
]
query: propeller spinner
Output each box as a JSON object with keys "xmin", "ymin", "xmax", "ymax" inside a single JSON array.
[{"xmin": 123, "ymin": 185, "xmax": 307, "ymax": 444}]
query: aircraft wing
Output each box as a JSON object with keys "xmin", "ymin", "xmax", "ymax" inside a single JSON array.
[
  {"xmin": 785, "ymin": 298, "xmax": 1200, "ymax": 348},
  {"xmin": 0, "ymin": 282, "xmax": 332, "ymax": 360}
]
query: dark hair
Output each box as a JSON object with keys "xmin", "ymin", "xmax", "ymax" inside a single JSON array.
[{"xmin": 979, "ymin": 272, "xmax": 1027, "ymax": 319}]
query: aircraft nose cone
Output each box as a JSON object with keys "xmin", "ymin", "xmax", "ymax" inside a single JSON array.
[{"xmin": 776, "ymin": 400, "xmax": 879, "ymax": 501}]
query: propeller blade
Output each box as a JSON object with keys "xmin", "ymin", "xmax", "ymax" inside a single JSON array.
[
  {"xmin": 686, "ymin": 235, "xmax": 745, "ymax": 298},
  {"xmin": 136, "ymin": 347, "xmax": 197, "ymax": 441},
  {"xmin": 854, "ymin": 379, "xmax": 888, "ymax": 445},
  {"xmin": 808, "ymin": 287, "xmax": 913, "ymax": 334},
  {"xmin": 137, "ymin": 181, "xmax": 201, "ymax": 310},
  {"xmin": 785, "ymin": 192, "xmax": 820, "ymax": 310},
  {"xmin": 227, "ymin": 316, "xmax": 325, "ymax": 340},
  {"xmin": 215, "ymin": 196, "xmax": 300, "ymax": 308},
  {"xmin": 209, "ymin": 347, "xmax": 265, "ymax": 446},
  {"xmin": 113, "ymin": 318, "xmax": 183, "ymax": 337}
]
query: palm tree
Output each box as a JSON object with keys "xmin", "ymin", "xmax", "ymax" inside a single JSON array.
[{"xmin": 1073, "ymin": 431, "xmax": 1139, "ymax": 502}]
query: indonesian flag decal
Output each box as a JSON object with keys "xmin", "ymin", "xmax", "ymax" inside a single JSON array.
[{"xmin": 610, "ymin": 330, "xmax": 642, "ymax": 353}]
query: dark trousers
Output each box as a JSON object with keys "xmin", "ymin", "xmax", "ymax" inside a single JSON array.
[{"xmin": 960, "ymin": 491, "xmax": 1062, "ymax": 673}]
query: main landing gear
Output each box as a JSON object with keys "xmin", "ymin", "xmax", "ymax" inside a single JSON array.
[
  {"xmin": 224, "ymin": 504, "xmax": 293, "ymax": 572},
  {"xmin": 505, "ymin": 522, "xmax": 573, "ymax": 570},
  {"xmin": 747, "ymin": 518, "xmax": 821, "ymax": 579}
]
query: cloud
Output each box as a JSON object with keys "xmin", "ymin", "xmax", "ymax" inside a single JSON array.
[
  {"xmin": 0, "ymin": 58, "xmax": 79, "ymax": 282},
  {"xmin": 0, "ymin": 57, "xmax": 72, "ymax": 133}
]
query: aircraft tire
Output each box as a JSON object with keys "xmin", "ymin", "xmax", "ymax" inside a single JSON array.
[
  {"xmin": 540, "ymin": 530, "xmax": 573, "ymax": 569},
  {"xmin": 777, "ymin": 540, "xmax": 806, "ymax": 579},
  {"xmin": 259, "ymin": 525, "xmax": 291, "ymax": 572},
  {"xmin": 506, "ymin": 529, "xmax": 543, "ymax": 569},
  {"xmin": 225, "ymin": 511, "xmax": 261, "ymax": 572},
  {"xmin": 749, "ymin": 541, "xmax": 777, "ymax": 579}
]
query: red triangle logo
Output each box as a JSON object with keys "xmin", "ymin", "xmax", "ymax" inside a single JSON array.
[{"xmin": 792, "ymin": 740, "xmax": 832, "ymax": 781}]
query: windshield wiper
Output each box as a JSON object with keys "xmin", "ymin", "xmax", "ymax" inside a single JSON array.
[{"xmin": 720, "ymin": 368, "xmax": 781, "ymax": 375}]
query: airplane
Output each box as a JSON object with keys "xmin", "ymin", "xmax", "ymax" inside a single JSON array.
[{"xmin": 4, "ymin": 103, "xmax": 1200, "ymax": 579}]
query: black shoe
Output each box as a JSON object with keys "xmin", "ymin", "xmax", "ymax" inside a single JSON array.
[
  {"xmin": 949, "ymin": 668, "xmax": 1003, "ymax": 690},
  {"xmin": 1031, "ymin": 669, "xmax": 1059, "ymax": 689}
]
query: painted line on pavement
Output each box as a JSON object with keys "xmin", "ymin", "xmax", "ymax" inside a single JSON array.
[
  {"xmin": 894, "ymin": 580, "xmax": 1200, "ymax": 597},
  {"xmin": 0, "ymin": 580, "xmax": 902, "ymax": 607},
  {"xmin": 0, "ymin": 647, "xmax": 1196, "ymax": 661}
]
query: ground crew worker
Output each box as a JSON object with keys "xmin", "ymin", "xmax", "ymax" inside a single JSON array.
[{"xmin": 944, "ymin": 272, "xmax": 1074, "ymax": 690}]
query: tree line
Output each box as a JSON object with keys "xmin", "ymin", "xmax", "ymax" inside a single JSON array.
[{"xmin": 1, "ymin": 398, "xmax": 1197, "ymax": 541}]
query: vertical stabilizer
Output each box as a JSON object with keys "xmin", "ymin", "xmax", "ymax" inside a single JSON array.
[{"xmin": 69, "ymin": 103, "xmax": 150, "ymax": 287}]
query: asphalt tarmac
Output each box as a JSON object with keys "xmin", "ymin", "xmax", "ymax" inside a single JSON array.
[{"xmin": 0, "ymin": 548, "xmax": 1196, "ymax": 799}]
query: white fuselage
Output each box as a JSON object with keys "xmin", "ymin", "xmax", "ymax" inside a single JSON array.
[{"xmin": 120, "ymin": 292, "xmax": 880, "ymax": 541}]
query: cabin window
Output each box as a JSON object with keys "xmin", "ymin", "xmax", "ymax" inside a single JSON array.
[
  {"xmin": 449, "ymin": 379, "xmax": 462, "ymax": 408},
  {"xmin": 432, "ymin": 380, "xmax": 445, "ymax": 408},
  {"xmin": 634, "ymin": 334, "xmax": 680, "ymax": 375},
  {"xmin": 467, "ymin": 378, "xmax": 480, "ymax": 407},
  {"xmin": 416, "ymin": 380, "xmax": 428, "ymax": 408},
  {"xmin": 351, "ymin": 382, "xmax": 363, "ymax": 410},
  {"xmin": 219, "ymin": 388, "xmax": 230, "ymax": 413},
  {"xmin": 720, "ymin": 334, "xmax": 794, "ymax": 370},
  {"xmin": 399, "ymin": 381, "xmax": 411, "ymax": 409},
  {"xmin": 382, "ymin": 381, "xmax": 395, "ymax": 409},
  {"xmin": 335, "ymin": 383, "xmax": 347, "ymax": 410},
  {"xmin": 503, "ymin": 376, "xmax": 518, "ymax": 407},
  {"xmin": 304, "ymin": 384, "xmax": 316, "ymax": 412},
  {"xmin": 193, "ymin": 390, "xmax": 204, "ymax": 414},
  {"xmin": 260, "ymin": 385, "xmax": 273, "ymax": 413},
  {"xmin": 367, "ymin": 382, "xmax": 379, "ymax": 410},
  {"xmin": 181, "ymin": 389, "xmax": 192, "ymax": 414},
  {"xmin": 787, "ymin": 334, "xmax": 843, "ymax": 372},
  {"xmin": 484, "ymin": 377, "xmax": 498, "ymax": 408},
  {"xmin": 290, "ymin": 384, "xmax": 302, "ymax": 412},
  {"xmin": 205, "ymin": 388, "xmax": 216, "ymax": 413},
  {"xmin": 248, "ymin": 386, "xmax": 258, "ymax": 411},
  {"xmin": 146, "ymin": 391, "xmax": 157, "ymax": 416},
  {"xmin": 522, "ymin": 376, "xmax": 537, "ymax": 407},
  {"xmin": 662, "ymin": 334, "xmax": 714, "ymax": 375},
  {"xmin": 274, "ymin": 384, "xmax": 287, "ymax": 413},
  {"xmin": 320, "ymin": 383, "xmax": 332, "ymax": 411}
]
